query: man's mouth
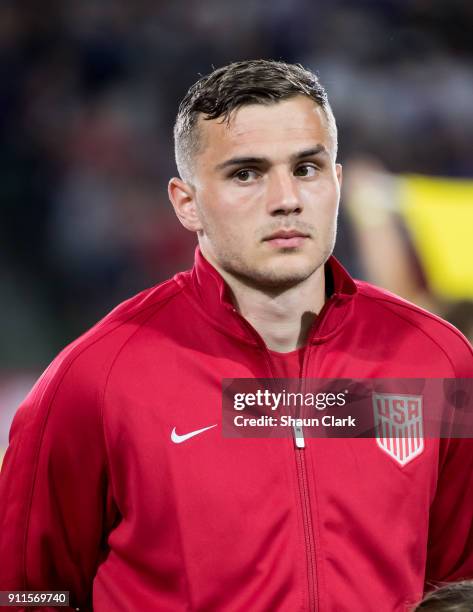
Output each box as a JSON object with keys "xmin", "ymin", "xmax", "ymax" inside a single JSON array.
[{"xmin": 263, "ymin": 229, "xmax": 310, "ymax": 248}]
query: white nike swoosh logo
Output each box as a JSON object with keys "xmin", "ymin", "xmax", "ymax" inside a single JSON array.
[{"xmin": 171, "ymin": 424, "xmax": 218, "ymax": 444}]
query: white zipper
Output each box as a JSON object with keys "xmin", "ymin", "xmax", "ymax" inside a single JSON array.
[{"xmin": 293, "ymin": 424, "xmax": 305, "ymax": 448}]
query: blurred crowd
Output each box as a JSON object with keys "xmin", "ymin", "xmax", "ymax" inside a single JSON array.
[{"xmin": 1, "ymin": 0, "xmax": 473, "ymax": 377}]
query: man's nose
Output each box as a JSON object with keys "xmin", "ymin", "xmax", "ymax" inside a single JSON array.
[{"xmin": 266, "ymin": 170, "xmax": 302, "ymax": 216}]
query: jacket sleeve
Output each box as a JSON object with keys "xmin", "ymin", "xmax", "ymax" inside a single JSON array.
[
  {"xmin": 425, "ymin": 437, "xmax": 473, "ymax": 586},
  {"xmin": 0, "ymin": 350, "xmax": 118, "ymax": 611}
]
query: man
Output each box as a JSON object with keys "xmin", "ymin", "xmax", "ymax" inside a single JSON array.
[{"xmin": 0, "ymin": 60, "xmax": 472, "ymax": 611}]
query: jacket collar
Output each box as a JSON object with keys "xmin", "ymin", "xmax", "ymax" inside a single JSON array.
[{"xmin": 189, "ymin": 247, "xmax": 357, "ymax": 346}]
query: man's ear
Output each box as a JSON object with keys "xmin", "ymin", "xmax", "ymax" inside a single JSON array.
[
  {"xmin": 335, "ymin": 163, "xmax": 343, "ymax": 189},
  {"xmin": 168, "ymin": 177, "xmax": 203, "ymax": 232}
]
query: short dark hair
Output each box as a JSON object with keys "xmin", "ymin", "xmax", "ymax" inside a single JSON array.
[
  {"xmin": 173, "ymin": 59, "xmax": 337, "ymax": 182},
  {"xmin": 414, "ymin": 581, "xmax": 473, "ymax": 611}
]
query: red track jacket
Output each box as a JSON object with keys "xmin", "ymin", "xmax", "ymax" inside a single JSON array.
[{"xmin": 1, "ymin": 249, "xmax": 472, "ymax": 611}]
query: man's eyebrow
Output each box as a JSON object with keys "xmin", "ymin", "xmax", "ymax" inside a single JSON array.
[
  {"xmin": 291, "ymin": 145, "xmax": 328, "ymax": 161},
  {"xmin": 215, "ymin": 156, "xmax": 268, "ymax": 172},
  {"xmin": 215, "ymin": 145, "xmax": 329, "ymax": 172}
]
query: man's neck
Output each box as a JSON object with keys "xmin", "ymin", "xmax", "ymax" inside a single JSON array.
[{"xmin": 210, "ymin": 260, "xmax": 327, "ymax": 353}]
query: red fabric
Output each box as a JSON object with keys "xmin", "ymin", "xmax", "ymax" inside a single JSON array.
[
  {"xmin": 268, "ymin": 347, "xmax": 305, "ymax": 378},
  {"xmin": 0, "ymin": 248, "xmax": 472, "ymax": 611}
]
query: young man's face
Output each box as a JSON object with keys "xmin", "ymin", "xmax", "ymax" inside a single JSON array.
[{"xmin": 173, "ymin": 95, "xmax": 342, "ymax": 289}]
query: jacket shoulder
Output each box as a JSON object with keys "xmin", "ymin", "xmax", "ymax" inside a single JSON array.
[
  {"xmin": 21, "ymin": 277, "xmax": 186, "ymax": 415},
  {"xmin": 103, "ymin": 276, "xmax": 185, "ymax": 327},
  {"xmin": 354, "ymin": 280, "xmax": 473, "ymax": 375}
]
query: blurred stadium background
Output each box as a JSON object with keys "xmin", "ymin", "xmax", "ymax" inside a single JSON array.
[{"xmin": 1, "ymin": 0, "xmax": 473, "ymax": 463}]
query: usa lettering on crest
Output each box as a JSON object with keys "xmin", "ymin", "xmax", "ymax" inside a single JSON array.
[{"xmin": 372, "ymin": 393, "xmax": 424, "ymax": 466}]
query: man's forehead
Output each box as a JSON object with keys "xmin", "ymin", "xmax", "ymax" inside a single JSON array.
[{"xmin": 197, "ymin": 97, "xmax": 332, "ymax": 153}]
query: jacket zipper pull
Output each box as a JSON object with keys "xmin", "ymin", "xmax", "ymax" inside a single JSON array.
[{"xmin": 293, "ymin": 424, "xmax": 305, "ymax": 448}]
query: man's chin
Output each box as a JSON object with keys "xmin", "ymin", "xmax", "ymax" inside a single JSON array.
[{"xmin": 214, "ymin": 247, "xmax": 329, "ymax": 291}]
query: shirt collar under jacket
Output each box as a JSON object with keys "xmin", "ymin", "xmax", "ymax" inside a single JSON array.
[{"xmin": 187, "ymin": 247, "xmax": 357, "ymax": 347}]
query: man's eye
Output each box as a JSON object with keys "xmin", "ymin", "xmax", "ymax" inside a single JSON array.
[
  {"xmin": 294, "ymin": 164, "xmax": 317, "ymax": 177},
  {"xmin": 233, "ymin": 169, "xmax": 258, "ymax": 182}
]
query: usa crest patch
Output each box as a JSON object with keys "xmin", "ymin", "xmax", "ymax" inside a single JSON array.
[{"xmin": 372, "ymin": 392, "xmax": 424, "ymax": 466}]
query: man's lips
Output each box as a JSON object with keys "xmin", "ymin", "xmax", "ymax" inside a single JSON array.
[{"xmin": 263, "ymin": 230, "xmax": 310, "ymax": 248}]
